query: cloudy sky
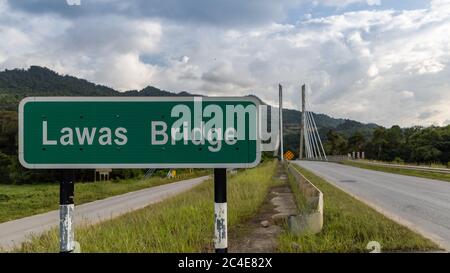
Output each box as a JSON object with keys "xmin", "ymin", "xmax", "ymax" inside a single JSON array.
[{"xmin": 0, "ymin": 0, "xmax": 449, "ymax": 127}]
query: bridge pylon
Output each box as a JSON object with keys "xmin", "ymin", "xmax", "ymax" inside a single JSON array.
[{"xmin": 299, "ymin": 84, "xmax": 327, "ymax": 161}]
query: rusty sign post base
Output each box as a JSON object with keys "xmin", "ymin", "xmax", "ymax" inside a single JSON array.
[{"xmin": 214, "ymin": 168, "xmax": 227, "ymax": 253}]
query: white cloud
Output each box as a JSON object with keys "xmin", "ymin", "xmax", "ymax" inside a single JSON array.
[
  {"xmin": 315, "ymin": 0, "xmax": 380, "ymax": 7},
  {"xmin": 366, "ymin": 0, "xmax": 381, "ymax": 6},
  {"xmin": 1, "ymin": 0, "xmax": 450, "ymax": 127},
  {"xmin": 66, "ymin": 0, "xmax": 81, "ymax": 6},
  {"xmin": 93, "ymin": 53, "xmax": 157, "ymax": 91},
  {"xmin": 367, "ymin": 64, "xmax": 378, "ymax": 77},
  {"xmin": 180, "ymin": 56, "xmax": 189, "ymax": 63},
  {"xmin": 400, "ymin": 90, "xmax": 414, "ymax": 99}
]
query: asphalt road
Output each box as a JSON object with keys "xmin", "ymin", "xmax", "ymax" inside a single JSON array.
[
  {"xmin": 294, "ymin": 161, "xmax": 450, "ymax": 251},
  {"xmin": 0, "ymin": 176, "xmax": 209, "ymax": 251}
]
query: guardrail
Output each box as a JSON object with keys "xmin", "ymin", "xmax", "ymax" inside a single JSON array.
[
  {"xmin": 326, "ymin": 155, "xmax": 350, "ymax": 163},
  {"xmin": 286, "ymin": 163, "xmax": 323, "ymax": 235},
  {"xmin": 350, "ymin": 160, "xmax": 450, "ymax": 174},
  {"xmin": 298, "ymin": 155, "xmax": 350, "ymax": 163}
]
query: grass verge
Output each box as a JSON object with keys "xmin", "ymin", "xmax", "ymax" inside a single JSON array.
[
  {"xmin": 278, "ymin": 164, "xmax": 441, "ymax": 252},
  {"xmin": 342, "ymin": 161, "xmax": 450, "ymax": 183},
  {"xmin": 0, "ymin": 170, "xmax": 209, "ymax": 223},
  {"xmin": 16, "ymin": 161, "xmax": 277, "ymax": 253},
  {"xmin": 285, "ymin": 170, "xmax": 309, "ymax": 213}
]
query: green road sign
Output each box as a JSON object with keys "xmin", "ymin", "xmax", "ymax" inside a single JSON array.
[{"xmin": 19, "ymin": 97, "xmax": 260, "ymax": 169}]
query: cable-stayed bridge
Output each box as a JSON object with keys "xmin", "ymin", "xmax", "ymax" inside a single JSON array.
[{"xmin": 277, "ymin": 83, "xmax": 450, "ymax": 251}]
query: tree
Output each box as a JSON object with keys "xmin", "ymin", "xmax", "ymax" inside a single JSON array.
[
  {"xmin": 370, "ymin": 127, "xmax": 387, "ymax": 160},
  {"xmin": 326, "ymin": 130, "xmax": 347, "ymax": 155},
  {"xmin": 384, "ymin": 125, "xmax": 404, "ymax": 161},
  {"xmin": 347, "ymin": 131, "xmax": 366, "ymax": 153},
  {"xmin": 407, "ymin": 127, "xmax": 443, "ymax": 163},
  {"xmin": 0, "ymin": 152, "xmax": 11, "ymax": 183},
  {"xmin": 0, "ymin": 111, "xmax": 18, "ymax": 155},
  {"xmin": 412, "ymin": 146, "xmax": 442, "ymax": 163},
  {"xmin": 436, "ymin": 125, "xmax": 450, "ymax": 164}
]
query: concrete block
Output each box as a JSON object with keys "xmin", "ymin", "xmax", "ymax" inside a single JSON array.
[
  {"xmin": 288, "ymin": 212, "xmax": 323, "ymax": 235},
  {"xmin": 286, "ymin": 163, "xmax": 324, "ymax": 235}
]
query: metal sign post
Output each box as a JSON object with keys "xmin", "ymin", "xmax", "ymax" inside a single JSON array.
[
  {"xmin": 214, "ymin": 168, "xmax": 227, "ymax": 253},
  {"xmin": 279, "ymin": 84, "xmax": 284, "ymax": 162},
  {"xmin": 300, "ymin": 84, "xmax": 306, "ymax": 160},
  {"xmin": 60, "ymin": 170, "xmax": 74, "ymax": 253}
]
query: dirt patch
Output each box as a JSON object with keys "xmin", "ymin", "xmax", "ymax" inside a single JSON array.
[
  {"xmin": 229, "ymin": 166, "xmax": 298, "ymax": 253},
  {"xmin": 271, "ymin": 186, "xmax": 297, "ymax": 223}
]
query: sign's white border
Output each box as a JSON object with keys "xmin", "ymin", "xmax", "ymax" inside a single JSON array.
[{"xmin": 19, "ymin": 96, "xmax": 261, "ymax": 169}]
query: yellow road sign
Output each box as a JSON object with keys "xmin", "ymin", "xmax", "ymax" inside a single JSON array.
[{"xmin": 284, "ymin": 150, "xmax": 295, "ymax": 160}]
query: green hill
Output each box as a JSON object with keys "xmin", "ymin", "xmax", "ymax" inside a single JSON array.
[
  {"xmin": 1, "ymin": 66, "xmax": 447, "ymax": 184},
  {"xmin": 0, "ymin": 66, "xmax": 381, "ymax": 159}
]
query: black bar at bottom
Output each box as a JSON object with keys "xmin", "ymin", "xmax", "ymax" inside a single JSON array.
[{"xmin": 215, "ymin": 248, "xmax": 228, "ymax": 254}]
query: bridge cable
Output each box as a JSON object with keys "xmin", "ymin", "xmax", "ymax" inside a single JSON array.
[
  {"xmin": 307, "ymin": 110, "xmax": 322, "ymax": 160},
  {"xmin": 303, "ymin": 109, "xmax": 311, "ymax": 158},
  {"xmin": 304, "ymin": 85, "xmax": 328, "ymax": 161},
  {"xmin": 305, "ymin": 111, "xmax": 314, "ymax": 159},
  {"xmin": 306, "ymin": 111, "xmax": 318, "ymax": 159},
  {"xmin": 309, "ymin": 108, "xmax": 328, "ymax": 161}
]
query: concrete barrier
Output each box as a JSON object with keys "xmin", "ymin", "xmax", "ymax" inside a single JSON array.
[{"xmin": 286, "ymin": 163, "xmax": 324, "ymax": 235}]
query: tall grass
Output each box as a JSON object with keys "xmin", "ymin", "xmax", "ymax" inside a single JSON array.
[
  {"xmin": 0, "ymin": 170, "xmax": 209, "ymax": 223},
  {"xmin": 278, "ymin": 165, "xmax": 440, "ymax": 253},
  {"xmin": 17, "ymin": 161, "xmax": 277, "ymax": 253},
  {"xmin": 285, "ymin": 171, "xmax": 308, "ymax": 212}
]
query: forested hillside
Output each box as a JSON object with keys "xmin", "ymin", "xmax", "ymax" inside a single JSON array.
[{"xmin": 1, "ymin": 66, "xmax": 448, "ymax": 184}]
